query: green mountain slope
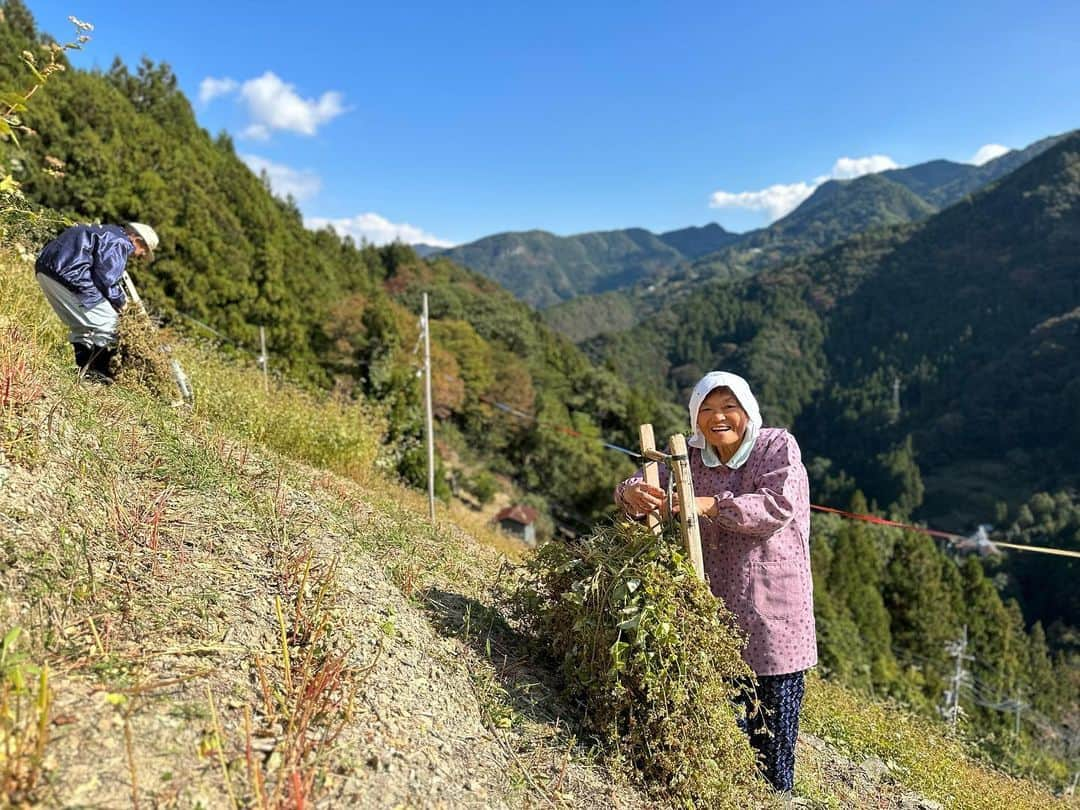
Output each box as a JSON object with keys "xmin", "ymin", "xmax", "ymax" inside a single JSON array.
[
  {"xmin": 656, "ymin": 222, "xmax": 740, "ymax": 257},
  {"xmin": 883, "ymin": 135, "xmax": 1065, "ymax": 207},
  {"xmin": 538, "ymin": 137, "xmax": 1068, "ymax": 344}
]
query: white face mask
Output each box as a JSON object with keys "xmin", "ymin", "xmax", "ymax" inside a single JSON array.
[{"xmin": 686, "ymin": 372, "xmax": 762, "ymax": 469}]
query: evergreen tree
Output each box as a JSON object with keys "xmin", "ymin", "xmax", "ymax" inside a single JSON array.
[{"xmin": 884, "ymin": 532, "xmax": 961, "ymax": 702}]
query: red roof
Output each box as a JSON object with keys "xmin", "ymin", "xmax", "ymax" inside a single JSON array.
[{"xmin": 494, "ymin": 504, "xmax": 539, "ymax": 525}]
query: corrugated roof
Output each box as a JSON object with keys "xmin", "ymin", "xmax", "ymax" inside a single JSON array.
[{"xmin": 494, "ymin": 504, "xmax": 539, "ymax": 525}]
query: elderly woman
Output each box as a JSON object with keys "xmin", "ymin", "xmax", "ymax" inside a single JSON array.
[{"xmin": 615, "ymin": 371, "xmax": 817, "ymax": 793}]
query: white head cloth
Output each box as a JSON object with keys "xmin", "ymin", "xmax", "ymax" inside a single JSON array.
[{"xmin": 686, "ymin": 371, "xmax": 762, "ymax": 469}]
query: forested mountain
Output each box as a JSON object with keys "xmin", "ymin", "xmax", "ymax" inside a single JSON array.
[
  {"xmin": 537, "ymin": 137, "xmax": 1066, "ymax": 342},
  {"xmin": 0, "ymin": 1, "xmax": 678, "ymax": 521},
  {"xmin": 410, "ymin": 242, "xmax": 444, "ymax": 257},
  {"xmin": 883, "ymin": 135, "xmax": 1065, "ymax": 207},
  {"xmin": 433, "ymin": 223, "xmax": 737, "ymax": 308},
  {"xmin": 652, "ymin": 135, "xmax": 1067, "ymax": 303},
  {"xmin": 655, "ymin": 222, "xmax": 740, "ymax": 256}
]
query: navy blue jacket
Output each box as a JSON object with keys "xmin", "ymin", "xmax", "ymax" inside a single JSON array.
[{"xmin": 35, "ymin": 224, "xmax": 133, "ymax": 311}]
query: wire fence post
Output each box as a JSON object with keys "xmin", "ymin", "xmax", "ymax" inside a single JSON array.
[
  {"xmin": 423, "ymin": 293, "xmax": 435, "ymax": 524},
  {"xmin": 258, "ymin": 325, "xmax": 269, "ymax": 393}
]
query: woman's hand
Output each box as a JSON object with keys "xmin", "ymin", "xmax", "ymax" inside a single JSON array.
[
  {"xmin": 670, "ymin": 493, "xmax": 718, "ymax": 518},
  {"xmin": 623, "ymin": 482, "xmax": 665, "ymax": 515}
]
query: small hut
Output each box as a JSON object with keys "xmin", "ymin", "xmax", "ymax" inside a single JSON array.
[{"xmin": 494, "ymin": 504, "xmax": 539, "ymax": 545}]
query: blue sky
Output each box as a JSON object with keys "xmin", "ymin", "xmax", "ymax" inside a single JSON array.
[{"xmin": 24, "ymin": 0, "xmax": 1080, "ymax": 245}]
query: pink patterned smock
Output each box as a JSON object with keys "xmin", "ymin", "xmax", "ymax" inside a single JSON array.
[{"xmin": 615, "ymin": 427, "xmax": 818, "ymax": 676}]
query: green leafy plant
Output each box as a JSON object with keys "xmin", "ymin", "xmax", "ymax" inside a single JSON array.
[
  {"xmin": 511, "ymin": 520, "xmax": 766, "ymax": 807},
  {"xmin": 0, "ymin": 627, "xmax": 52, "ymax": 804}
]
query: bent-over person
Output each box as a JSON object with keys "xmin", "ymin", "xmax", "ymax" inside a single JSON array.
[{"xmin": 35, "ymin": 222, "xmax": 159, "ymax": 382}]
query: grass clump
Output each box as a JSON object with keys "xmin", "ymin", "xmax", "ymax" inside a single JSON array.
[
  {"xmin": 179, "ymin": 345, "xmax": 385, "ymax": 481},
  {"xmin": 512, "ymin": 520, "xmax": 766, "ymax": 807}
]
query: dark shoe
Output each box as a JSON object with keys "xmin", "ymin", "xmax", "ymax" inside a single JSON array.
[
  {"xmin": 89, "ymin": 346, "xmax": 117, "ymax": 379},
  {"xmin": 73, "ymin": 343, "xmax": 116, "ymax": 384},
  {"xmin": 73, "ymin": 342, "xmax": 94, "ymax": 369}
]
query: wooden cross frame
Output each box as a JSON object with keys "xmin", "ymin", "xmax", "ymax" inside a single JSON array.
[{"xmin": 638, "ymin": 423, "xmax": 705, "ymax": 581}]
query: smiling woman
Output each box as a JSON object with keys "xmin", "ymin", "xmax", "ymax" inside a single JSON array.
[{"xmin": 615, "ymin": 370, "xmax": 817, "ymax": 795}]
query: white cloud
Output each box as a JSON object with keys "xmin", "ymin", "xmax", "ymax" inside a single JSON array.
[
  {"xmin": 830, "ymin": 154, "xmax": 899, "ymax": 179},
  {"xmin": 970, "ymin": 143, "xmax": 1010, "ymax": 165},
  {"xmin": 199, "ymin": 76, "xmax": 238, "ymax": 104},
  {"xmin": 239, "ymin": 72, "xmax": 345, "ymax": 138},
  {"xmin": 241, "ymin": 154, "xmax": 321, "ymax": 201},
  {"xmin": 709, "ymin": 153, "xmax": 902, "ymax": 222},
  {"xmin": 241, "ymin": 124, "xmax": 271, "ymax": 142},
  {"xmin": 710, "ymin": 182, "xmax": 820, "ymax": 221},
  {"xmin": 307, "ymin": 213, "xmax": 455, "ymax": 248}
]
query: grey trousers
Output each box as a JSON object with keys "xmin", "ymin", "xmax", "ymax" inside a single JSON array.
[{"xmin": 36, "ymin": 273, "xmax": 119, "ymax": 347}]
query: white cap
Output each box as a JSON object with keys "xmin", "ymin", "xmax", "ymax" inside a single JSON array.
[{"xmin": 127, "ymin": 222, "xmax": 160, "ymax": 257}]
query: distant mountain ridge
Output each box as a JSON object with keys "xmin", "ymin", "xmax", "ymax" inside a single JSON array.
[
  {"xmin": 430, "ymin": 223, "xmax": 738, "ymax": 308},
  {"xmin": 434, "ymin": 134, "xmax": 1067, "ymax": 339}
]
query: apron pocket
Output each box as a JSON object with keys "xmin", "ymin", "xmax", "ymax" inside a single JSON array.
[{"xmin": 749, "ymin": 559, "xmax": 805, "ymax": 620}]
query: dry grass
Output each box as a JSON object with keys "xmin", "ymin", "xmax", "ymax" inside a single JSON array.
[{"xmin": 802, "ymin": 673, "xmax": 1074, "ymax": 809}]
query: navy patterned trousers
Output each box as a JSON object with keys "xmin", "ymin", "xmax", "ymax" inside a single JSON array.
[{"xmin": 734, "ymin": 670, "xmax": 806, "ymax": 792}]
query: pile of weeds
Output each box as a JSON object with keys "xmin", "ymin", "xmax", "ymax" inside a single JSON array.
[
  {"xmin": 511, "ymin": 520, "xmax": 766, "ymax": 807},
  {"xmin": 112, "ymin": 306, "xmax": 175, "ymax": 398}
]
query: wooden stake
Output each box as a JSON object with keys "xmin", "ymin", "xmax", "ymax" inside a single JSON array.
[
  {"xmin": 638, "ymin": 424, "xmax": 662, "ymax": 537},
  {"xmin": 422, "ymin": 293, "xmax": 435, "ymax": 524},
  {"xmin": 669, "ymin": 433, "xmax": 705, "ymax": 581}
]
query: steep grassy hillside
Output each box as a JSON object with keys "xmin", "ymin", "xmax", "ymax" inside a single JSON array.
[{"xmin": 3, "ymin": 250, "xmax": 1072, "ymax": 808}]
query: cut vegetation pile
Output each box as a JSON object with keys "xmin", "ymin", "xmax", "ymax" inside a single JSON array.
[
  {"xmin": 112, "ymin": 306, "xmax": 176, "ymax": 398},
  {"xmin": 512, "ymin": 521, "xmax": 766, "ymax": 806}
]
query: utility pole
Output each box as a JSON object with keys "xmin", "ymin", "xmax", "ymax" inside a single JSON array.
[
  {"xmin": 258, "ymin": 325, "xmax": 269, "ymax": 392},
  {"xmin": 1011, "ymin": 693, "xmax": 1027, "ymax": 738},
  {"xmin": 943, "ymin": 625, "xmax": 974, "ymax": 728},
  {"xmin": 422, "ymin": 293, "xmax": 435, "ymax": 524},
  {"xmin": 889, "ymin": 376, "xmax": 901, "ymax": 424}
]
